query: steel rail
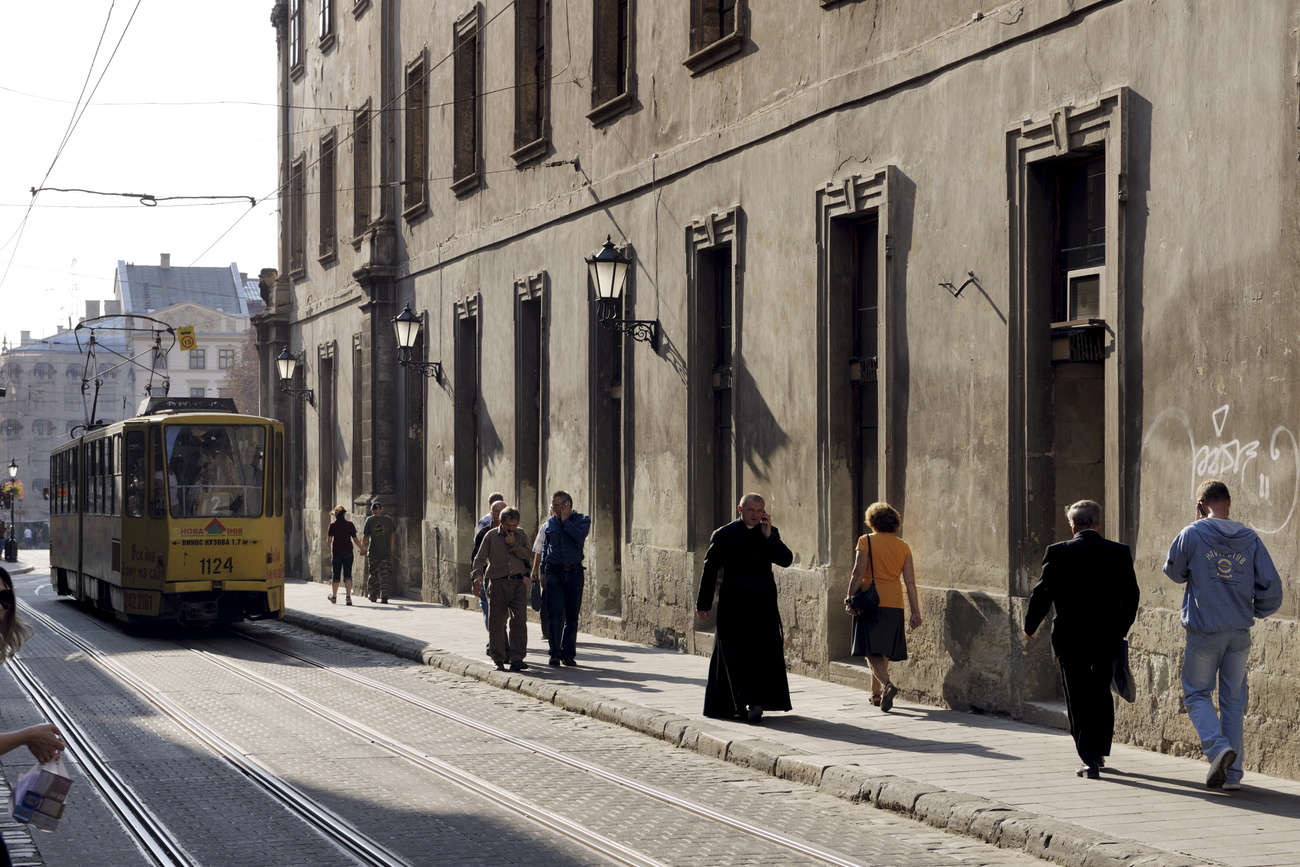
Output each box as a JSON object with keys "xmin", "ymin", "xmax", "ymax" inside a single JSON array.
[
  {"xmin": 187, "ymin": 646, "xmax": 666, "ymax": 867},
  {"xmin": 231, "ymin": 631, "xmax": 869, "ymax": 867},
  {"xmin": 23, "ymin": 606, "xmax": 412, "ymax": 867},
  {"xmin": 8, "ymin": 656, "xmax": 199, "ymax": 867}
]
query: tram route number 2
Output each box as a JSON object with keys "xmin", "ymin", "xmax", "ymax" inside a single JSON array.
[{"xmin": 200, "ymin": 557, "xmax": 234, "ymax": 575}]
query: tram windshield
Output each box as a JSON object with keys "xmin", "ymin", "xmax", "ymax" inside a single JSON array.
[{"xmin": 164, "ymin": 424, "xmax": 266, "ymax": 518}]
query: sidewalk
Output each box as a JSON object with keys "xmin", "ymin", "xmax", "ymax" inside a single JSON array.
[{"xmin": 280, "ymin": 580, "xmax": 1300, "ymax": 867}]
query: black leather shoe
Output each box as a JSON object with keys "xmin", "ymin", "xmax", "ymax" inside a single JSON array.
[
  {"xmin": 549, "ymin": 657, "xmax": 561, "ymax": 667},
  {"xmin": 747, "ymin": 704, "xmax": 764, "ymax": 723},
  {"xmin": 509, "ymin": 661, "xmax": 528, "ymax": 671},
  {"xmin": 494, "ymin": 661, "xmax": 505, "ymax": 671},
  {"xmin": 1076, "ymin": 764, "xmax": 1100, "ymax": 779},
  {"xmin": 561, "ymin": 658, "xmax": 577, "ymax": 667}
]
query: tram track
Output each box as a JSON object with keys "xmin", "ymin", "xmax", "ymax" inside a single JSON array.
[
  {"xmin": 22, "ymin": 605, "xmax": 412, "ymax": 867},
  {"xmin": 217, "ymin": 628, "xmax": 871, "ymax": 867},
  {"xmin": 8, "ymin": 656, "xmax": 199, "ymax": 867}
]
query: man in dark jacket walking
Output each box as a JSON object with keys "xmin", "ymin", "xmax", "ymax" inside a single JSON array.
[
  {"xmin": 1024, "ymin": 499, "xmax": 1139, "ymax": 779},
  {"xmin": 696, "ymin": 493, "xmax": 794, "ymax": 724}
]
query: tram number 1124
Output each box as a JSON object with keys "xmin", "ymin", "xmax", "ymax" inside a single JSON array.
[{"xmin": 200, "ymin": 557, "xmax": 234, "ymax": 575}]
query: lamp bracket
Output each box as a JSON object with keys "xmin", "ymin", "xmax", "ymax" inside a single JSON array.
[
  {"xmin": 595, "ymin": 299, "xmax": 660, "ymax": 351},
  {"xmin": 280, "ymin": 383, "xmax": 316, "ymax": 407},
  {"xmin": 398, "ymin": 347, "xmax": 443, "ymax": 380}
]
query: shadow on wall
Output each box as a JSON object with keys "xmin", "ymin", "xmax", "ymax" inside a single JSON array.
[
  {"xmin": 479, "ymin": 406, "xmax": 504, "ymax": 470},
  {"xmin": 939, "ymin": 589, "xmax": 1026, "ymax": 713},
  {"xmin": 734, "ymin": 359, "xmax": 789, "ymax": 481}
]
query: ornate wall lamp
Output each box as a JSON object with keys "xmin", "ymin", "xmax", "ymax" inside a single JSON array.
[
  {"xmin": 392, "ymin": 304, "xmax": 442, "ymax": 380},
  {"xmin": 275, "ymin": 348, "xmax": 316, "ymax": 406},
  {"xmin": 586, "ymin": 235, "xmax": 659, "ymax": 350}
]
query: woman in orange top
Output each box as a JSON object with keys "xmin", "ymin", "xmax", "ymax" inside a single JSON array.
[{"xmin": 844, "ymin": 502, "xmax": 923, "ymax": 712}]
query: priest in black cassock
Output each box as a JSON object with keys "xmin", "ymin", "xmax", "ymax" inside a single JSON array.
[{"xmin": 695, "ymin": 493, "xmax": 794, "ymax": 723}]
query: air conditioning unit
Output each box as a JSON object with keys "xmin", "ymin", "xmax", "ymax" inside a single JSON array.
[{"xmin": 1064, "ymin": 266, "xmax": 1104, "ymax": 321}]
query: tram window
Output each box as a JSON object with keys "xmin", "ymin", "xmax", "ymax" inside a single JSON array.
[
  {"xmin": 125, "ymin": 431, "xmax": 145, "ymax": 518},
  {"xmin": 274, "ymin": 430, "xmax": 284, "ymax": 517},
  {"xmin": 149, "ymin": 427, "xmax": 166, "ymax": 519},
  {"xmin": 165, "ymin": 424, "xmax": 266, "ymax": 518},
  {"xmin": 110, "ymin": 435, "xmax": 119, "ymax": 516}
]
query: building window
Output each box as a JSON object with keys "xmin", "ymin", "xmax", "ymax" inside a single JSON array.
[
  {"xmin": 190, "ymin": 349, "xmax": 207, "ymax": 370},
  {"xmin": 319, "ymin": 0, "xmax": 335, "ymax": 49},
  {"xmin": 289, "ymin": 0, "xmax": 304, "ymax": 73},
  {"xmin": 404, "ymin": 56, "xmax": 429, "ymax": 217},
  {"xmin": 512, "ymin": 0, "xmax": 550, "ymax": 163},
  {"xmin": 219, "ymin": 348, "xmax": 236, "ymax": 370},
  {"xmin": 451, "ymin": 8, "xmax": 482, "ymax": 195},
  {"xmin": 1050, "ymin": 156, "xmax": 1106, "ymax": 325},
  {"xmin": 590, "ymin": 0, "xmax": 633, "ymax": 123},
  {"xmin": 2, "ymin": 420, "xmax": 21, "ymax": 439},
  {"xmin": 33, "ymin": 419, "xmax": 56, "ymax": 438},
  {"xmin": 319, "ymin": 131, "xmax": 337, "ymax": 261},
  {"xmin": 290, "ymin": 153, "xmax": 306, "ymax": 275},
  {"xmin": 685, "ymin": 0, "xmax": 744, "ymax": 75},
  {"xmin": 190, "ymin": 387, "xmax": 206, "ymax": 398},
  {"xmin": 353, "ymin": 104, "xmax": 372, "ymax": 238}
]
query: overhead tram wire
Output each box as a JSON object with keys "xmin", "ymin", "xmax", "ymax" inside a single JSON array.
[{"xmin": 0, "ymin": 0, "xmax": 144, "ymax": 294}]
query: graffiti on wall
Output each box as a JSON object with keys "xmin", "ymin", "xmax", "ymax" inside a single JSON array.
[{"xmin": 1142, "ymin": 405, "xmax": 1298, "ymax": 535}]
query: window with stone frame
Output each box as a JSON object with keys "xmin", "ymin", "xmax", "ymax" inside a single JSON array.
[
  {"xmin": 190, "ymin": 387, "xmax": 206, "ymax": 398},
  {"xmin": 190, "ymin": 349, "xmax": 207, "ymax": 370},
  {"xmin": 219, "ymin": 348, "xmax": 236, "ymax": 370},
  {"xmin": 319, "ymin": 131, "xmax": 337, "ymax": 261},
  {"xmin": 451, "ymin": 8, "xmax": 482, "ymax": 195},
  {"xmin": 289, "ymin": 0, "xmax": 304, "ymax": 72},
  {"xmin": 290, "ymin": 153, "xmax": 306, "ymax": 274},
  {"xmin": 512, "ymin": 0, "xmax": 550, "ymax": 163},
  {"xmin": 686, "ymin": 0, "xmax": 744, "ymax": 75},
  {"xmin": 404, "ymin": 55, "xmax": 429, "ymax": 216},
  {"xmin": 353, "ymin": 104, "xmax": 372, "ymax": 237},
  {"xmin": 319, "ymin": 0, "xmax": 335, "ymax": 48},
  {"xmin": 590, "ymin": 0, "xmax": 633, "ymax": 123}
]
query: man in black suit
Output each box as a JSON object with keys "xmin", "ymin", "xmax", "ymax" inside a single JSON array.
[{"xmin": 1024, "ymin": 500, "xmax": 1140, "ymax": 779}]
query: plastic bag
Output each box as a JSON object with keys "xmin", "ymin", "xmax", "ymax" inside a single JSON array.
[{"xmin": 12, "ymin": 759, "xmax": 72, "ymax": 832}]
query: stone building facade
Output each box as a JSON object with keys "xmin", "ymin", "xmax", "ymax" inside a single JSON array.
[{"xmin": 264, "ymin": 0, "xmax": 1300, "ymax": 779}]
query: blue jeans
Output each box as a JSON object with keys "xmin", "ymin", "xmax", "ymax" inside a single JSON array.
[
  {"xmin": 1182, "ymin": 628, "xmax": 1250, "ymax": 784},
  {"xmin": 544, "ymin": 567, "xmax": 584, "ymax": 661}
]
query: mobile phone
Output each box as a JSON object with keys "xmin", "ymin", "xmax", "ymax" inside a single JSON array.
[{"xmin": 1196, "ymin": 502, "xmax": 1206, "ymax": 518}]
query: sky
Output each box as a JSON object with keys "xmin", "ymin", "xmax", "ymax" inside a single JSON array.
[{"xmin": 0, "ymin": 2, "xmax": 279, "ymax": 350}]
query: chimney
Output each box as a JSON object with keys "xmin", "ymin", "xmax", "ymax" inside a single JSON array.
[
  {"xmin": 160, "ymin": 253, "xmax": 171, "ymax": 268},
  {"xmin": 86, "ymin": 300, "xmax": 101, "ymax": 319},
  {"xmin": 19, "ymin": 331, "xmax": 30, "ymax": 346},
  {"xmin": 104, "ymin": 300, "xmax": 122, "ymax": 315}
]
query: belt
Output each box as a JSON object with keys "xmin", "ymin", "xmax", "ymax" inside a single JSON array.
[
  {"xmin": 492, "ymin": 573, "xmax": 528, "ymax": 580},
  {"xmin": 546, "ymin": 563, "xmax": 584, "ymax": 571}
]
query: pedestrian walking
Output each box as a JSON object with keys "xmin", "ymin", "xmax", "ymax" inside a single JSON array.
[
  {"xmin": 540, "ymin": 491, "xmax": 591, "ymax": 667},
  {"xmin": 696, "ymin": 493, "xmax": 793, "ymax": 723},
  {"xmin": 1163, "ymin": 480, "xmax": 1283, "ymax": 790},
  {"xmin": 471, "ymin": 506, "xmax": 533, "ymax": 671},
  {"xmin": 327, "ymin": 506, "xmax": 363, "ymax": 605},
  {"xmin": 22, "ymin": 528, "xmax": 31, "ymax": 549},
  {"xmin": 471, "ymin": 500, "xmax": 508, "ymax": 648},
  {"xmin": 476, "ymin": 492, "xmax": 505, "ymax": 533},
  {"xmin": 0, "ymin": 567, "xmax": 67, "ymax": 867},
  {"xmin": 844, "ymin": 502, "xmax": 923, "ymax": 713},
  {"xmin": 1023, "ymin": 500, "xmax": 1138, "ymax": 778},
  {"xmin": 529, "ymin": 517, "xmax": 548, "ymax": 641},
  {"xmin": 361, "ymin": 501, "xmax": 398, "ymax": 604}
]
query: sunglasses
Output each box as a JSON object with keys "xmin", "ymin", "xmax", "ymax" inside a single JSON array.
[{"xmin": 0, "ymin": 589, "xmax": 13, "ymax": 611}]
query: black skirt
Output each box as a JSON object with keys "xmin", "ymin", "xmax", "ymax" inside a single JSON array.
[{"xmin": 851, "ymin": 605, "xmax": 908, "ymax": 660}]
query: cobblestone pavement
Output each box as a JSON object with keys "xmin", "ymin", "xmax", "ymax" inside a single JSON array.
[
  {"xmin": 2, "ymin": 556, "xmax": 1047, "ymax": 866},
  {"xmin": 270, "ymin": 577, "xmax": 1300, "ymax": 867}
]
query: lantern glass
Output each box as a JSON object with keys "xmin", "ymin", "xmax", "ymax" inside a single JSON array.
[
  {"xmin": 586, "ymin": 236, "xmax": 630, "ymax": 301},
  {"xmin": 393, "ymin": 304, "xmax": 422, "ymax": 350},
  {"xmin": 276, "ymin": 348, "xmax": 297, "ymax": 381},
  {"xmin": 7, "ymin": 460, "xmax": 16, "ymax": 479}
]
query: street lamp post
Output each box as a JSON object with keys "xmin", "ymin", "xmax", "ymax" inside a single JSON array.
[
  {"xmin": 4, "ymin": 459, "xmax": 16, "ymax": 563},
  {"xmin": 586, "ymin": 235, "xmax": 660, "ymax": 350}
]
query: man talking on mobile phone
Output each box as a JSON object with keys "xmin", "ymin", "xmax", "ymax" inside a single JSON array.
[
  {"xmin": 1164, "ymin": 480, "xmax": 1283, "ymax": 791},
  {"xmin": 695, "ymin": 493, "xmax": 794, "ymax": 724}
]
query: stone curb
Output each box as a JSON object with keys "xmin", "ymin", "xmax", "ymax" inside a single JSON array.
[{"xmin": 282, "ymin": 610, "xmax": 1220, "ymax": 867}]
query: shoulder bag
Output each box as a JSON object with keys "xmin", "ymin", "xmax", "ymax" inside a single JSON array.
[{"xmin": 847, "ymin": 535, "xmax": 881, "ymax": 617}]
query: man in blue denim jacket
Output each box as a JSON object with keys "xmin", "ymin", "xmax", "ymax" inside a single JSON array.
[
  {"xmin": 1164, "ymin": 479, "xmax": 1283, "ymax": 791},
  {"xmin": 539, "ymin": 490, "xmax": 591, "ymax": 667}
]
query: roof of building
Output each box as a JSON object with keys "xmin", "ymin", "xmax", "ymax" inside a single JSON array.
[{"xmin": 115, "ymin": 258, "xmax": 248, "ymax": 317}]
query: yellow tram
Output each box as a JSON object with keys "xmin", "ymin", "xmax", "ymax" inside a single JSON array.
[{"xmin": 49, "ymin": 396, "xmax": 286, "ymax": 624}]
